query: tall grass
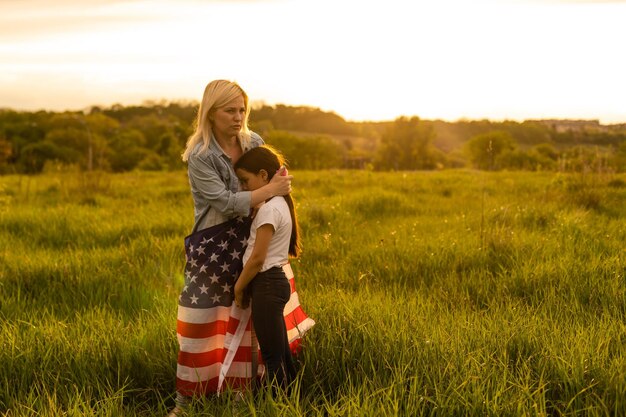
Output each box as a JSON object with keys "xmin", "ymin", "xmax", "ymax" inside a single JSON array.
[{"xmin": 1, "ymin": 169, "xmax": 625, "ymax": 416}]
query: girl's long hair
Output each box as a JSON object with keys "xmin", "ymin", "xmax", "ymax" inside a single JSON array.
[
  {"xmin": 234, "ymin": 145, "xmax": 301, "ymax": 257},
  {"xmin": 182, "ymin": 80, "xmax": 251, "ymax": 162}
]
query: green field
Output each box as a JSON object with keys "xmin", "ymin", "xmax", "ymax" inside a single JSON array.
[{"xmin": 1, "ymin": 169, "xmax": 625, "ymax": 416}]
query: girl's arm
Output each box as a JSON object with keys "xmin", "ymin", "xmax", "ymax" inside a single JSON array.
[{"xmin": 234, "ymin": 224, "xmax": 274, "ymax": 309}]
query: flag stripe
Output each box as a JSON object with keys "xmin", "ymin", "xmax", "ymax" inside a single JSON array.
[
  {"xmin": 178, "ymin": 348, "xmax": 255, "ymax": 369},
  {"xmin": 177, "ymin": 315, "xmax": 243, "ymax": 339},
  {"xmin": 177, "ymin": 305, "xmax": 232, "ymax": 324},
  {"xmin": 287, "ymin": 317, "xmax": 316, "ymax": 343},
  {"xmin": 177, "ymin": 320, "xmax": 229, "ymax": 339},
  {"xmin": 177, "ymin": 332, "xmax": 254, "ymax": 353},
  {"xmin": 177, "ymin": 361, "xmax": 256, "ymax": 382},
  {"xmin": 177, "ymin": 218, "xmax": 314, "ymax": 395}
]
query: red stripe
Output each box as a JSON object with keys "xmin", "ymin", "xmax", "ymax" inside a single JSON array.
[
  {"xmin": 227, "ymin": 315, "xmax": 244, "ymax": 334},
  {"xmin": 177, "ymin": 348, "xmax": 225, "ymax": 368},
  {"xmin": 289, "ymin": 337, "xmax": 303, "ymax": 356},
  {"xmin": 284, "ymin": 307, "xmax": 308, "ymax": 330},
  {"xmin": 177, "ymin": 347, "xmax": 254, "ymax": 368},
  {"xmin": 177, "ymin": 319, "xmax": 239, "ymax": 339},
  {"xmin": 288, "ymin": 277, "xmax": 296, "ymax": 292}
]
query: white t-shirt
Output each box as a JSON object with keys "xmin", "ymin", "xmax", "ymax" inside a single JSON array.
[{"xmin": 242, "ymin": 196, "xmax": 292, "ymax": 272}]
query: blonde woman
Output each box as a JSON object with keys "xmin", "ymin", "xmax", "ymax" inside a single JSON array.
[{"xmin": 171, "ymin": 80, "xmax": 292, "ymax": 416}]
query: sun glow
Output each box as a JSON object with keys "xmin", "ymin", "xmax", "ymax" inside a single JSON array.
[{"xmin": 0, "ymin": 0, "xmax": 625, "ymax": 123}]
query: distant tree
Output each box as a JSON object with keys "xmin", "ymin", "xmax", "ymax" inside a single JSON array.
[
  {"xmin": 466, "ymin": 131, "xmax": 516, "ymax": 170},
  {"xmin": 497, "ymin": 149, "xmax": 541, "ymax": 171},
  {"xmin": 18, "ymin": 141, "xmax": 67, "ymax": 173},
  {"xmin": 264, "ymin": 130, "xmax": 343, "ymax": 169},
  {"xmin": 0, "ymin": 137, "xmax": 13, "ymax": 173},
  {"xmin": 108, "ymin": 129, "xmax": 148, "ymax": 172},
  {"xmin": 533, "ymin": 143, "xmax": 559, "ymax": 161},
  {"xmin": 156, "ymin": 131, "xmax": 186, "ymax": 170},
  {"xmin": 264, "ymin": 131, "xmax": 301, "ymax": 167},
  {"xmin": 251, "ymin": 105, "xmax": 355, "ymax": 136},
  {"xmin": 137, "ymin": 152, "xmax": 164, "ymax": 171},
  {"xmin": 528, "ymin": 143, "xmax": 559, "ymax": 170},
  {"xmin": 374, "ymin": 116, "xmax": 438, "ymax": 170},
  {"xmin": 297, "ymin": 135, "xmax": 344, "ymax": 169}
]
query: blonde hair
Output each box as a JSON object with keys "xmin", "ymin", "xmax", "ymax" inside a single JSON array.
[{"xmin": 182, "ymin": 80, "xmax": 251, "ymax": 162}]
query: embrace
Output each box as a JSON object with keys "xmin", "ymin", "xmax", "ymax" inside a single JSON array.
[{"xmin": 169, "ymin": 80, "xmax": 315, "ymax": 416}]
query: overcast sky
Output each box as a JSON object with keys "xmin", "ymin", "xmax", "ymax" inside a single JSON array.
[{"xmin": 1, "ymin": 0, "xmax": 625, "ymax": 123}]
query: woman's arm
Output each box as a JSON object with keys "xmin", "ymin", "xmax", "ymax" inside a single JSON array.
[
  {"xmin": 190, "ymin": 155, "xmax": 293, "ymax": 217},
  {"xmin": 189, "ymin": 154, "xmax": 252, "ymax": 217},
  {"xmin": 234, "ymin": 224, "xmax": 274, "ymax": 309}
]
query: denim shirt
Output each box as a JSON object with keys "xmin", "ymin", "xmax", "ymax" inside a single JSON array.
[{"xmin": 187, "ymin": 131, "xmax": 264, "ymax": 232}]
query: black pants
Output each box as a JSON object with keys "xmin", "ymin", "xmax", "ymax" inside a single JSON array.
[{"xmin": 249, "ymin": 266, "xmax": 296, "ymax": 390}]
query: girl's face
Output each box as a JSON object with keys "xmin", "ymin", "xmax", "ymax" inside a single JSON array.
[
  {"xmin": 236, "ymin": 168, "xmax": 268, "ymax": 191},
  {"xmin": 211, "ymin": 94, "xmax": 245, "ymax": 141}
]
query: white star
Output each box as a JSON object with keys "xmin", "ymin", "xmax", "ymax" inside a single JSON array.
[
  {"xmin": 189, "ymin": 258, "xmax": 198, "ymax": 268},
  {"xmin": 222, "ymin": 283, "xmax": 232, "ymax": 293},
  {"xmin": 236, "ymin": 217, "xmax": 244, "ymax": 223},
  {"xmin": 220, "ymin": 262, "xmax": 230, "ymax": 273},
  {"xmin": 211, "ymin": 294, "xmax": 221, "ymax": 304},
  {"xmin": 190, "ymin": 294, "xmax": 199, "ymax": 304},
  {"xmin": 218, "ymin": 240, "xmax": 229, "ymax": 251},
  {"xmin": 190, "ymin": 275, "xmax": 198, "ymax": 283},
  {"xmin": 229, "ymin": 249, "xmax": 241, "ymax": 260},
  {"xmin": 183, "ymin": 285, "xmax": 188, "ymax": 293},
  {"xmin": 239, "ymin": 238, "xmax": 248, "ymax": 247},
  {"xmin": 227, "ymin": 228, "xmax": 236, "ymax": 237},
  {"xmin": 188, "ymin": 244, "xmax": 195, "ymax": 254},
  {"xmin": 200, "ymin": 237, "xmax": 214, "ymax": 245},
  {"xmin": 185, "ymin": 270, "xmax": 191, "ymax": 279},
  {"xmin": 199, "ymin": 284, "xmax": 209, "ymax": 294},
  {"xmin": 199, "ymin": 265, "xmax": 208, "ymax": 274},
  {"xmin": 196, "ymin": 246, "xmax": 206, "ymax": 255},
  {"xmin": 209, "ymin": 253, "xmax": 219, "ymax": 263},
  {"xmin": 209, "ymin": 273, "xmax": 220, "ymax": 284}
]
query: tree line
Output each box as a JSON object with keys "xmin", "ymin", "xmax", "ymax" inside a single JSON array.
[{"xmin": 1, "ymin": 101, "xmax": 625, "ymax": 174}]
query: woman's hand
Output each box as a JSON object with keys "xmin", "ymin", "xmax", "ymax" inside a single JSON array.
[
  {"xmin": 234, "ymin": 281, "xmax": 250, "ymax": 309},
  {"xmin": 269, "ymin": 166, "xmax": 293, "ymax": 196}
]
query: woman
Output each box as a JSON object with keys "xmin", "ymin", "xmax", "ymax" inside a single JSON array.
[
  {"xmin": 171, "ymin": 80, "xmax": 292, "ymax": 416},
  {"xmin": 182, "ymin": 80, "xmax": 292, "ymax": 230}
]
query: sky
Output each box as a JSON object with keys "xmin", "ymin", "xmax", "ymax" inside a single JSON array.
[{"xmin": 1, "ymin": 0, "xmax": 625, "ymax": 124}]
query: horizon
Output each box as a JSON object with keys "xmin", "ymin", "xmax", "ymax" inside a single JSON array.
[
  {"xmin": 1, "ymin": 0, "xmax": 625, "ymax": 124},
  {"xmin": 1, "ymin": 98, "xmax": 623, "ymax": 126}
]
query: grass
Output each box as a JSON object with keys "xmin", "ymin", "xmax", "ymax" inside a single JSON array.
[{"xmin": 0, "ymin": 169, "xmax": 625, "ymax": 416}]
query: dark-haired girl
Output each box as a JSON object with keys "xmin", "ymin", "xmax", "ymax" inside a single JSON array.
[{"xmin": 233, "ymin": 145, "xmax": 301, "ymax": 390}]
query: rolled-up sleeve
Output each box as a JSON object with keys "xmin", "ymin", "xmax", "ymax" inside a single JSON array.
[{"xmin": 188, "ymin": 153, "xmax": 251, "ymax": 221}]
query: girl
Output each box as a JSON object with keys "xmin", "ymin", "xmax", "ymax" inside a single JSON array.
[{"xmin": 233, "ymin": 145, "xmax": 301, "ymax": 390}]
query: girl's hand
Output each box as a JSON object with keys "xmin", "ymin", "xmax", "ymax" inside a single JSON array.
[
  {"xmin": 269, "ymin": 166, "xmax": 292, "ymax": 196},
  {"xmin": 234, "ymin": 281, "xmax": 249, "ymax": 309}
]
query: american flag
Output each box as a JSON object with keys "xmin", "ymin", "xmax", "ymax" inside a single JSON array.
[{"xmin": 176, "ymin": 217, "xmax": 315, "ymax": 395}]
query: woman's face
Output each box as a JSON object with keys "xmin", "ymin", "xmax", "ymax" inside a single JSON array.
[
  {"xmin": 236, "ymin": 168, "xmax": 268, "ymax": 191},
  {"xmin": 211, "ymin": 94, "xmax": 245, "ymax": 141}
]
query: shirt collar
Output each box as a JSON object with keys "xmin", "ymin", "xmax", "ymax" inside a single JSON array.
[{"xmin": 210, "ymin": 133, "xmax": 245, "ymax": 159}]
